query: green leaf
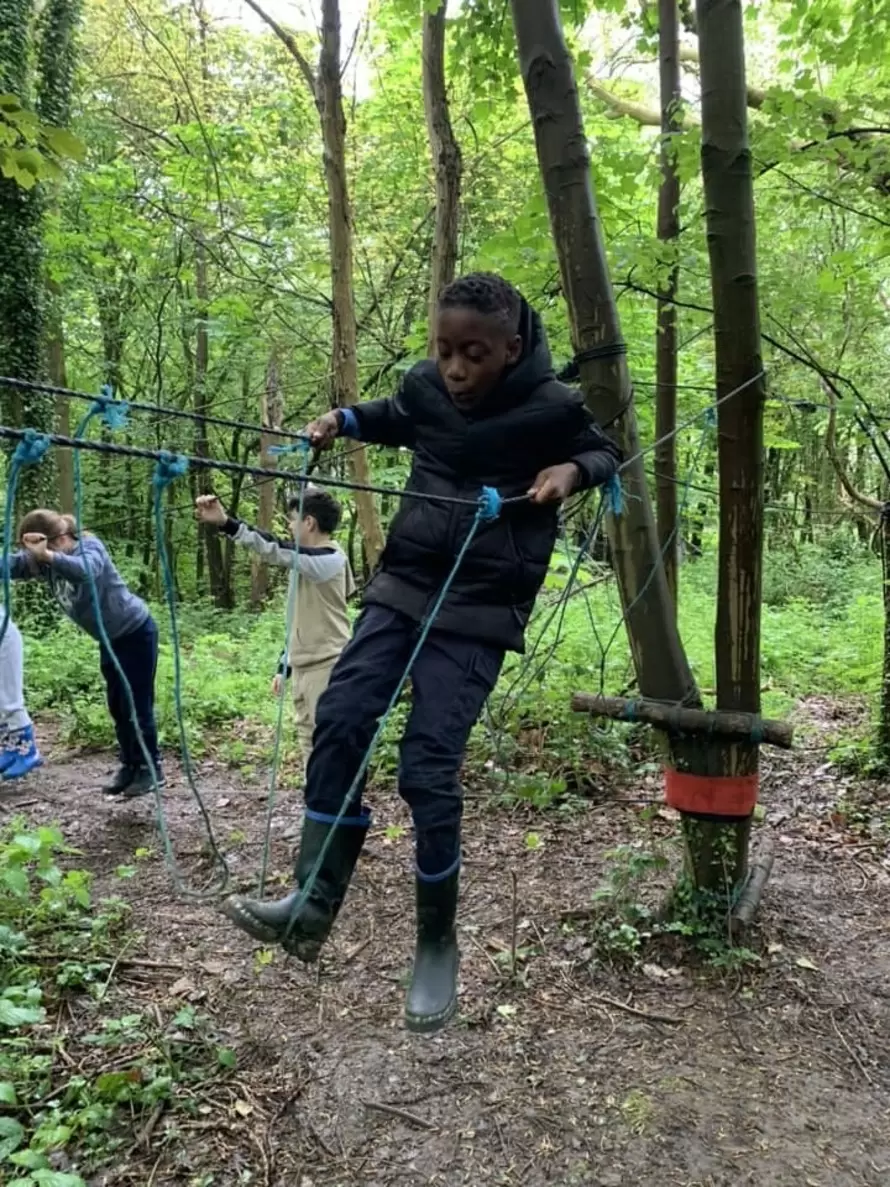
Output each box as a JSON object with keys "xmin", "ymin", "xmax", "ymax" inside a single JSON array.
[
  {"xmin": 217, "ymin": 1047, "xmax": 236, "ymax": 1068},
  {"xmin": 0, "ymin": 1115, "xmax": 25, "ymax": 1160},
  {"xmin": 0, "ymin": 1080, "xmax": 17, "ymax": 1105},
  {"xmin": 43, "ymin": 126, "xmax": 86, "ymax": 162},
  {"xmin": 0, "ymin": 997, "xmax": 45, "ymax": 1028}
]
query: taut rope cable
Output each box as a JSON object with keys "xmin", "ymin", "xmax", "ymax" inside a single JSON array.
[
  {"xmin": 0, "ymin": 425, "xmax": 529, "ymax": 511},
  {"xmin": 0, "ymin": 375, "xmax": 313, "ymax": 447}
]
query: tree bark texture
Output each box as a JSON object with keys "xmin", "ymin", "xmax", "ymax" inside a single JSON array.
[
  {"xmin": 422, "ymin": 0, "xmax": 462, "ymax": 357},
  {"xmin": 509, "ymin": 0, "xmax": 699, "ymax": 712},
  {"xmin": 694, "ymin": 0, "xmax": 767, "ymax": 889},
  {"xmin": 251, "ymin": 350, "xmax": 283, "ymax": 607},
  {"xmin": 319, "ymin": 0, "xmax": 385, "ymax": 567},
  {"xmin": 655, "ymin": 0, "xmax": 681, "ymax": 607},
  {"xmin": 46, "ymin": 277, "xmax": 74, "ymax": 511}
]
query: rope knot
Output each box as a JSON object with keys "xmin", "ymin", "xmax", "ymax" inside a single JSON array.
[
  {"xmin": 605, "ymin": 473, "xmax": 624, "ymax": 516},
  {"xmin": 153, "ymin": 451, "xmax": 190, "ymax": 487},
  {"xmin": 268, "ymin": 439, "xmax": 312, "ymax": 462},
  {"xmin": 477, "ymin": 486, "xmax": 502, "ymax": 521},
  {"xmin": 13, "ymin": 430, "xmax": 51, "ymax": 467},
  {"xmin": 94, "ymin": 385, "xmax": 129, "ymax": 430}
]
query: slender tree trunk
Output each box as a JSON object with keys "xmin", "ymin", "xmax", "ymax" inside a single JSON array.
[
  {"xmin": 422, "ymin": 0, "xmax": 462, "ymax": 356},
  {"xmin": 655, "ymin": 0, "xmax": 682, "ymax": 607},
  {"xmin": 193, "ymin": 240, "xmax": 230, "ymax": 607},
  {"xmin": 46, "ymin": 278, "xmax": 74, "ymax": 511},
  {"xmin": 251, "ymin": 350, "xmax": 283, "ymax": 607},
  {"xmin": 319, "ymin": 0, "xmax": 385, "ymax": 567},
  {"xmin": 509, "ymin": 0, "xmax": 699, "ymax": 712},
  {"xmin": 693, "ymin": 0, "xmax": 767, "ymax": 890}
]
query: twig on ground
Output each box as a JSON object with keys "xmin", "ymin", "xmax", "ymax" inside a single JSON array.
[
  {"xmin": 362, "ymin": 1099, "xmax": 436, "ymax": 1130},
  {"xmin": 830, "ymin": 1010, "xmax": 874, "ymax": 1085},
  {"xmin": 587, "ymin": 992, "xmax": 683, "ymax": 1026}
]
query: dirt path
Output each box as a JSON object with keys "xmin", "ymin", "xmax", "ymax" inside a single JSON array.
[{"xmin": 3, "ymin": 701, "xmax": 889, "ymax": 1187}]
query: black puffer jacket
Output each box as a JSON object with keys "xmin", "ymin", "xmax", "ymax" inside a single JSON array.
[{"xmin": 351, "ymin": 305, "xmax": 620, "ymax": 652}]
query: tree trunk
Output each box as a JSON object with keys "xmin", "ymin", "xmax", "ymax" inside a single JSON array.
[
  {"xmin": 509, "ymin": 0, "xmax": 699, "ymax": 713},
  {"xmin": 422, "ymin": 0, "xmax": 462, "ymax": 356},
  {"xmin": 655, "ymin": 0, "xmax": 682, "ymax": 608},
  {"xmin": 693, "ymin": 0, "xmax": 767, "ymax": 891},
  {"xmin": 46, "ymin": 277, "xmax": 74, "ymax": 511},
  {"xmin": 193, "ymin": 239, "xmax": 231, "ymax": 607},
  {"xmin": 318, "ymin": 0, "xmax": 385, "ymax": 568},
  {"xmin": 251, "ymin": 350, "xmax": 283, "ymax": 607}
]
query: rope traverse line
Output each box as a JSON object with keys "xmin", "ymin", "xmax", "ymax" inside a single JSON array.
[
  {"xmin": 0, "ymin": 425, "xmax": 529, "ymax": 510},
  {"xmin": 0, "ymin": 375, "xmax": 313, "ymax": 446}
]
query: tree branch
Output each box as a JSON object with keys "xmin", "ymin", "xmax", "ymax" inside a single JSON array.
[
  {"xmin": 240, "ymin": 0, "xmax": 317, "ymax": 97},
  {"xmin": 823, "ymin": 383, "xmax": 882, "ymax": 512}
]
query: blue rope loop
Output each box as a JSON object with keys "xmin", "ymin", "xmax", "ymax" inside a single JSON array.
[
  {"xmin": 704, "ymin": 406, "xmax": 717, "ymax": 427},
  {"xmin": 93, "ymin": 385, "xmax": 129, "ymax": 430},
  {"xmin": 605, "ymin": 472, "xmax": 624, "ymax": 516},
  {"xmin": 153, "ymin": 451, "xmax": 190, "ymax": 487},
  {"xmin": 12, "ymin": 429, "xmax": 51, "ymax": 467},
  {"xmin": 749, "ymin": 717, "xmax": 765, "ymax": 745}
]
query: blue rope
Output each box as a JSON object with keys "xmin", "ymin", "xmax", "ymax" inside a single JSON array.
[
  {"xmin": 604, "ymin": 473, "xmax": 624, "ymax": 516},
  {"xmin": 0, "ymin": 430, "xmax": 52, "ymax": 649},
  {"xmin": 284, "ymin": 485, "xmax": 502, "ymax": 934},
  {"xmin": 95, "ymin": 386, "xmax": 129, "ymax": 430},
  {"xmin": 257, "ymin": 444, "xmax": 312, "ymax": 896},
  {"xmin": 150, "ymin": 452, "xmax": 230, "ymax": 887}
]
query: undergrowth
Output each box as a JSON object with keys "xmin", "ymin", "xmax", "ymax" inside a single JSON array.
[{"xmin": 0, "ymin": 821, "xmax": 236, "ymax": 1185}]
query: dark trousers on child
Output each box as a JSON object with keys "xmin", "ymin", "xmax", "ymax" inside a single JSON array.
[
  {"xmin": 305, "ymin": 605, "xmax": 504, "ymax": 878},
  {"xmin": 99, "ymin": 615, "xmax": 161, "ymax": 769}
]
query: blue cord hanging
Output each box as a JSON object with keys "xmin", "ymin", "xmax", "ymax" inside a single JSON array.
[{"xmin": 604, "ymin": 472, "xmax": 624, "ymax": 516}]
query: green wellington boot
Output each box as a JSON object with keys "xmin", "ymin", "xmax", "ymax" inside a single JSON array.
[
  {"xmin": 405, "ymin": 865, "xmax": 460, "ymax": 1034},
  {"xmin": 222, "ymin": 810, "xmax": 369, "ymax": 961}
]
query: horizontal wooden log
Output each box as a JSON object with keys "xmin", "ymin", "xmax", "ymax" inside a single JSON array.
[{"xmin": 570, "ymin": 693, "xmax": 793, "ymax": 749}]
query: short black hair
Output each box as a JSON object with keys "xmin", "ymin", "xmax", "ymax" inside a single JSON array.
[
  {"xmin": 288, "ymin": 487, "xmax": 341, "ymax": 534},
  {"xmin": 438, "ymin": 272, "xmax": 522, "ymax": 335}
]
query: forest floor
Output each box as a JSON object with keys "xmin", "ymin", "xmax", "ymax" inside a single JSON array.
[{"xmin": 3, "ymin": 698, "xmax": 890, "ymax": 1187}]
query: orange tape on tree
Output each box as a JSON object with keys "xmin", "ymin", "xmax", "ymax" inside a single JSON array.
[{"xmin": 664, "ymin": 768, "xmax": 758, "ymax": 817}]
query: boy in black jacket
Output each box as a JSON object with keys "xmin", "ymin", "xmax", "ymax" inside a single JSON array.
[{"xmin": 222, "ymin": 273, "xmax": 620, "ymax": 1032}]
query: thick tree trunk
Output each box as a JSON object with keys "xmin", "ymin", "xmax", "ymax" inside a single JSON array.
[
  {"xmin": 422, "ymin": 0, "xmax": 462, "ymax": 356},
  {"xmin": 251, "ymin": 350, "xmax": 283, "ymax": 607},
  {"xmin": 509, "ymin": 0, "xmax": 699, "ymax": 712},
  {"xmin": 655, "ymin": 0, "xmax": 681, "ymax": 608},
  {"xmin": 693, "ymin": 0, "xmax": 767, "ymax": 891},
  {"xmin": 319, "ymin": 0, "xmax": 385, "ymax": 567}
]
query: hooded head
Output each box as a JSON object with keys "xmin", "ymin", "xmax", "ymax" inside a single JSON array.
[{"xmin": 433, "ymin": 272, "xmax": 528, "ymax": 411}]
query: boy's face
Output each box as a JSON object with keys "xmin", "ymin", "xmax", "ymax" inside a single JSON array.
[
  {"xmin": 435, "ymin": 307, "xmax": 522, "ymax": 410},
  {"xmin": 290, "ymin": 513, "xmax": 316, "ymax": 547}
]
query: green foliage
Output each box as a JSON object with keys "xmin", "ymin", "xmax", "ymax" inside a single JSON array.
[
  {"xmin": 0, "ymin": 94, "xmax": 84, "ymax": 190},
  {"xmin": 0, "ymin": 820, "xmax": 235, "ymax": 1184}
]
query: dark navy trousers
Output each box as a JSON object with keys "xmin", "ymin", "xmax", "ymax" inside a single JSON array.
[
  {"xmin": 99, "ymin": 615, "xmax": 161, "ymax": 769},
  {"xmin": 305, "ymin": 605, "xmax": 504, "ymax": 877}
]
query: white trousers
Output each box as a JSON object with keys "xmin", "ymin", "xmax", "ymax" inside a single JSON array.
[{"xmin": 0, "ymin": 617, "xmax": 32, "ymax": 732}]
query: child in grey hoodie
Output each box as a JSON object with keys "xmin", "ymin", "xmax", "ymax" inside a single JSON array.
[{"xmin": 6, "ymin": 509, "xmax": 161, "ymax": 798}]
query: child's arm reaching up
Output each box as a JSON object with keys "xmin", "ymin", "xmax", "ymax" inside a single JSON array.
[
  {"xmin": 195, "ymin": 496, "xmax": 346, "ymax": 581},
  {"xmin": 19, "ymin": 534, "xmax": 106, "ymax": 581}
]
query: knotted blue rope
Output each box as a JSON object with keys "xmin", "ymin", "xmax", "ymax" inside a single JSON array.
[
  {"xmin": 604, "ymin": 472, "xmax": 624, "ymax": 516},
  {"xmin": 0, "ymin": 430, "xmax": 52, "ymax": 649},
  {"xmin": 150, "ymin": 452, "xmax": 230, "ymax": 890},
  {"xmin": 93, "ymin": 385, "xmax": 130, "ymax": 430},
  {"xmin": 284, "ymin": 485, "xmax": 503, "ymax": 933},
  {"xmin": 257, "ymin": 439, "xmax": 312, "ymax": 895}
]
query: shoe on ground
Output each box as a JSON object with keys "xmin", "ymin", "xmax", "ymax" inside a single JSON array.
[
  {"xmin": 102, "ymin": 765, "xmax": 135, "ymax": 796},
  {"xmin": 1, "ymin": 725, "xmax": 43, "ymax": 782},
  {"xmin": 121, "ymin": 766, "xmax": 165, "ymax": 799}
]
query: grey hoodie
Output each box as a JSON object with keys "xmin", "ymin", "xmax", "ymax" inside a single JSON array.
[{"xmin": 6, "ymin": 537, "xmax": 149, "ymax": 642}]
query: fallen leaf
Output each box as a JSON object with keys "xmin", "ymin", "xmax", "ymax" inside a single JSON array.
[
  {"xmin": 496, "ymin": 1004, "xmax": 517, "ymax": 1018},
  {"xmin": 169, "ymin": 977, "xmax": 196, "ymax": 998},
  {"xmin": 234, "ymin": 1100, "xmax": 252, "ymax": 1118},
  {"xmin": 795, "ymin": 956, "xmax": 819, "ymax": 971}
]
